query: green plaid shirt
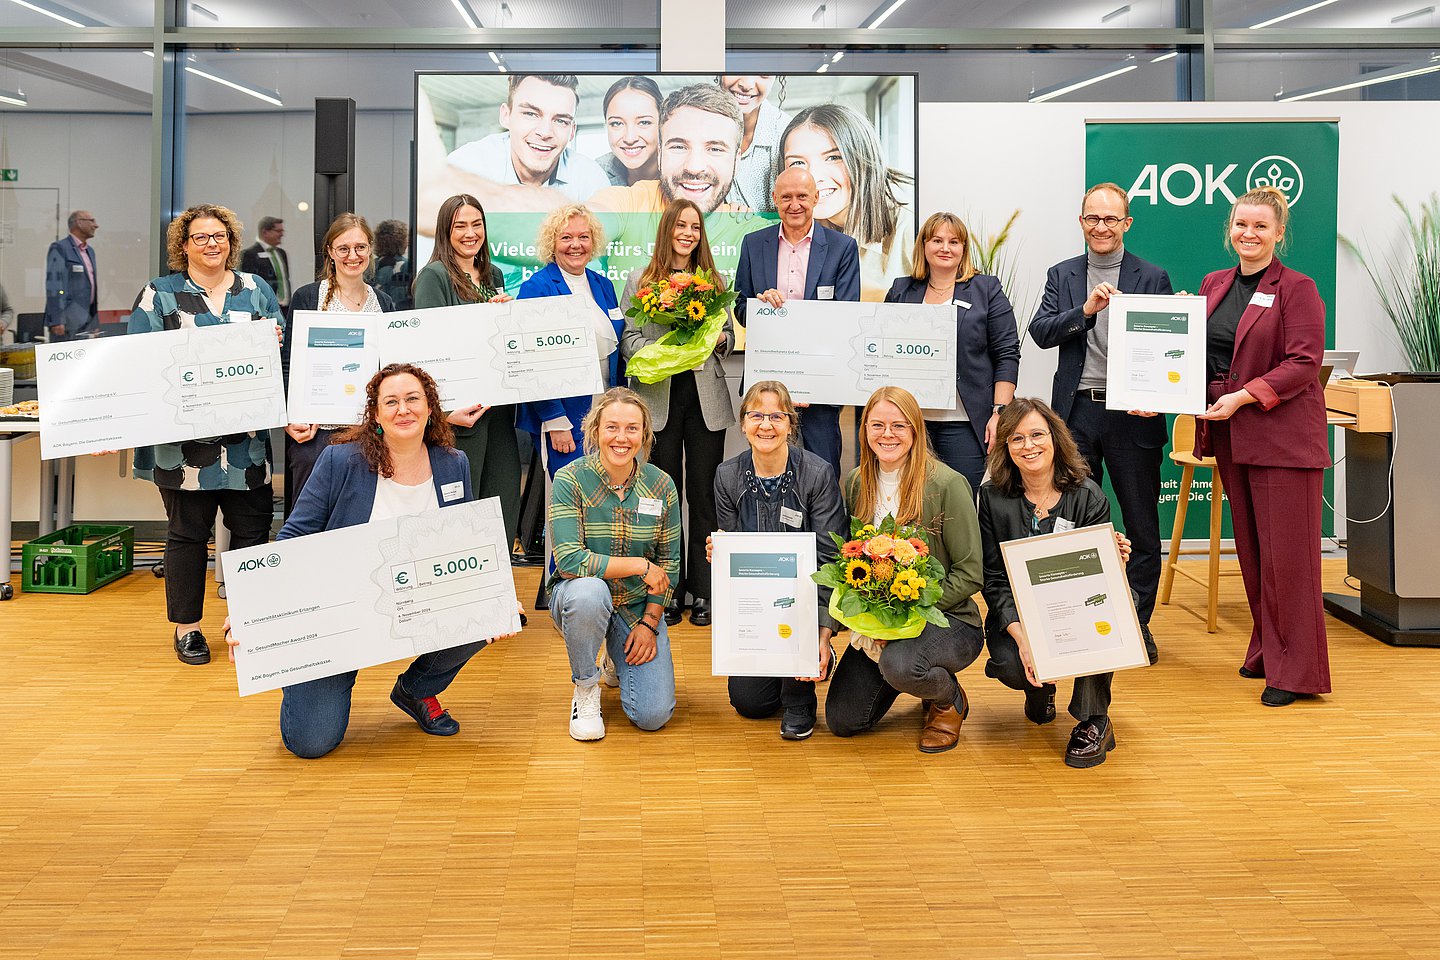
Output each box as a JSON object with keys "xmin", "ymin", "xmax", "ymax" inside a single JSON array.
[{"xmin": 548, "ymin": 455, "xmax": 681, "ymax": 626}]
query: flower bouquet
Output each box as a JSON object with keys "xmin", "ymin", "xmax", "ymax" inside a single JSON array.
[
  {"xmin": 812, "ymin": 515, "xmax": 949, "ymax": 641},
  {"xmin": 623, "ymin": 267, "xmax": 737, "ymax": 384}
]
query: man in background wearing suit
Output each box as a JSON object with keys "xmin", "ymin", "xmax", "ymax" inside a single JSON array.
[
  {"xmin": 734, "ymin": 166, "xmax": 861, "ymax": 478},
  {"xmin": 1029, "ymin": 182, "xmax": 1173, "ymax": 665},
  {"xmin": 241, "ymin": 216, "xmax": 291, "ymax": 309},
  {"xmin": 44, "ymin": 210, "xmax": 100, "ymax": 341}
]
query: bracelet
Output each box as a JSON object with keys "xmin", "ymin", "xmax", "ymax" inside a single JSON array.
[{"xmin": 636, "ymin": 619, "xmax": 658, "ymax": 636}]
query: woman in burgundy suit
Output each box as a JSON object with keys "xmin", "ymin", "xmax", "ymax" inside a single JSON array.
[{"xmin": 1196, "ymin": 185, "xmax": 1330, "ymax": 707}]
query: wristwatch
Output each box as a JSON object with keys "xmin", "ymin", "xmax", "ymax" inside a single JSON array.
[{"xmin": 992, "ymin": 403, "xmax": 1006, "ymax": 414}]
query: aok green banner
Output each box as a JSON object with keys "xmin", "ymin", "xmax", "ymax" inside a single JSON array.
[{"xmin": 1085, "ymin": 119, "xmax": 1339, "ymax": 539}]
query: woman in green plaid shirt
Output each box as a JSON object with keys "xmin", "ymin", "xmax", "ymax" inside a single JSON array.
[{"xmin": 548, "ymin": 387, "xmax": 682, "ymax": 741}]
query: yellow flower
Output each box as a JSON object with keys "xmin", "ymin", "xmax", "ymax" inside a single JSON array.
[
  {"xmin": 844, "ymin": 559, "xmax": 871, "ymax": 587},
  {"xmin": 890, "ymin": 579, "xmax": 920, "ymax": 602},
  {"xmin": 686, "ymin": 299, "xmax": 706, "ymax": 320},
  {"xmin": 857, "ymin": 524, "xmax": 877, "ymax": 539}
]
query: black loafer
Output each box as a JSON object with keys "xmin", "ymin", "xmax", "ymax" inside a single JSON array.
[
  {"xmin": 1141, "ymin": 624, "xmax": 1159, "ymax": 666},
  {"xmin": 390, "ymin": 678, "xmax": 460, "ymax": 736},
  {"xmin": 780, "ymin": 703, "xmax": 816, "ymax": 740},
  {"xmin": 1238, "ymin": 664, "xmax": 1265, "ymax": 679},
  {"xmin": 1261, "ymin": 685, "xmax": 1298, "ymax": 707},
  {"xmin": 664, "ymin": 601, "xmax": 683, "ymax": 626},
  {"xmin": 689, "ymin": 598, "xmax": 712, "ymax": 627},
  {"xmin": 1023, "ymin": 682, "xmax": 1057, "ymax": 725},
  {"xmin": 174, "ymin": 629, "xmax": 210, "ymax": 665},
  {"xmin": 1064, "ymin": 716, "xmax": 1116, "ymax": 768}
]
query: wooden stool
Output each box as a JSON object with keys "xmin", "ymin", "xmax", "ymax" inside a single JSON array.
[{"xmin": 1159, "ymin": 415, "xmax": 1240, "ymax": 633}]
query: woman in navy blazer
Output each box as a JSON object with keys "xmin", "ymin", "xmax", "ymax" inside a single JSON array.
[
  {"xmin": 885, "ymin": 212, "xmax": 1021, "ymax": 492},
  {"xmin": 1195, "ymin": 186, "xmax": 1330, "ymax": 707},
  {"xmin": 514, "ymin": 204, "xmax": 624, "ymax": 478},
  {"xmin": 226, "ymin": 363, "xmax": 502, "ymax": 758}
]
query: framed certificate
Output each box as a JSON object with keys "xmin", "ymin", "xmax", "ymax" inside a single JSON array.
[
  {"xmin": 1105, "ymin": 293, "xmax": 1208, "ymax": 414},
  {"xmin": 999, "ymin": 523, "xmax": 1147, "ymax": 683},
  {"xmin": 741, "ymin": 299, "xmax": 958, "ymax": 408},
  {"xmin": 711, "ymin": 532, "xmax": 820, "ymax": 678}
]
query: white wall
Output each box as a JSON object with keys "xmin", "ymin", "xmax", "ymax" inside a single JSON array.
[{"xmin": 919, "ymin": 101, "xmax": 1438, "ymax": 538}]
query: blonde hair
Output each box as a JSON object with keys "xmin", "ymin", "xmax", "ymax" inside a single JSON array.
[
  {"xmin": 739, "ymin": 380, "xmax": 800, "ymax": 445},
  {"xmin": 536, "ymin": 204, "xmax": 607, "ymax": 266},
  {"xmin": 1226, "ymin": 185, "xmax": 1291, "ymax": 257},
  {"xmin": 166, "ymin": 203, "xmax": 243, "ymax": 272},
  {"xmin": 909, "ymin": 211, "xmax": 977, "ymax": 284},
  {"xmin": 581, "ymin": 387, "xmax": 655, "ymax": 462},
  {"xmin": 854, "ymin": 386, "xmax": 934, "ymax": 525}
]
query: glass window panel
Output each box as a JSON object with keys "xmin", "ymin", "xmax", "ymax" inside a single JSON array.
[
  {"xmin": 189, "ymin": 0, "xmax": 657, "ymax": 29},
  {"xmin": 728, "ymin": 0, "xmax": 1177, "ymax": 29},
  {"xmin": 0, "ymin": 1, "xmax": 152, "ymax": 27},
  {"xmin": 1214, "ymin": 48, "xmax": 1440, "ymax": 99},
  {"xmin": 1216, "ymin": 0, "xmax": 1440, "ymax": 29}
]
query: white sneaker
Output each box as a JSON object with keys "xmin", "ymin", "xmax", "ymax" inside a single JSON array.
[
  {"xmin": 599, "ymin": 648, "xmax": 619, "ymax": 688},
  {"xmin": 569, "ymin": 682, "xmax": 605, "ymax": 741}
]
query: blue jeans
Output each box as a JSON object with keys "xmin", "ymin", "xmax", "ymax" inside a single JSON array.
[
  {"xmin": 549, "ymin": 576, "xmax": 676, "ymax": 731},
  {"xmin": 278, "ymin": 640, "xmax": 489, "ymax": 759},
  {"xmin": 925, "ymin": 420, "xmax": 986, "ymax": 495}
]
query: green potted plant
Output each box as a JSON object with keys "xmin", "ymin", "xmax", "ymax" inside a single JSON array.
[{"xmin": 1340, "ymin": 193, "xmax": 1440, "ymax": 372}]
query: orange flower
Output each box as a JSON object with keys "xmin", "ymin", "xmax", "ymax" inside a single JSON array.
[
  {"xmin": 692, "ymin": 278, "xmax": 714, "ymax": 292},
  {"xmin": 659, "ymin": 289, "xmax": 679, "ymax": 308},
  {"xmin": 907, "ymin": 536, "xmax": 929, "ymax": 557},
  {"xmin": 841, "ymin": 540, "xmax": 864, "ymax": 559},
  {"xmin": 669, "ymin": 272, "xmax": 693, "ymax": 289},
  {"xmin": 864, "ymin": 534, "xmax": 896, "ymax": 559}
]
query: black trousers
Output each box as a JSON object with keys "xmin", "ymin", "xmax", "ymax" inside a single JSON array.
[
  {"xmin": 729, "ymin": 676, "xmax": 817, "ymax": 718},
  {"xmin": 649, "ymin": 373, "xmax": 726, "ymax": 600},
  {"xmin": 1065, "ymin": 394, "xmax": 1164, "ymax": 623},
  {"xmin": 452, "ymin": 405, "xmax": 522, "ymax": 547},
  {"xmin": 283, "ymin": 428, "xmax": 338, "ymax": 517},
  {"xmin": 984, "ymin": 628, "xmax": 1113, "ymax": 721},
  {"xmin": 158, "ymin": 484, "xmax": 273, "ymax": 624}
]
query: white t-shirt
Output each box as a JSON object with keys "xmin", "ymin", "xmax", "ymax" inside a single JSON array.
[
  {"xmin": 370, "ymin": 474, "xmax": 438, "ymax": 522},
  {"xmin": 543, "ymin": 268, "xmax": 619, "ymax": 435}
]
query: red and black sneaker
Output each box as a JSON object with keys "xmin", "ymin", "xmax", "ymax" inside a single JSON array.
[{"xmin": 389, "ymin": 678, "xmax": 460, "ymax": 736}]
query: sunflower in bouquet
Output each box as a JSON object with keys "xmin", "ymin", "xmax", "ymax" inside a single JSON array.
[
  {"xmin": 623, "ymin": 266, "xmax": 737, "ymax": 384},
  {"xmin": 813, "ymin": 514, "xmax": 949, "ymax": 641}
]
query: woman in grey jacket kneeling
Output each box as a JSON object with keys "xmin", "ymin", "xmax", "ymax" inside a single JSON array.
[{"xmin": 711, "ymin": 380, "xmax": 848, "ymax": 741}]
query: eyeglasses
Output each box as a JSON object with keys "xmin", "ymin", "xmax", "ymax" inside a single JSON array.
[
  {"xmin": 744, "ymin": 412, "xmax": 789, "ymax": 424},
  {"xmin": 1081, "ymin": 215, "xmax": 1127, "ymax": 228},
  {"xmin": 332, "ymin": 244, "xmax": 371, "ymax": 258},
  {"xmin": 865, "ymin": 420, "xmax": 912, "ymax": 435},
  {"xmin": 1007, "ymin": 430, "xmax": 1052, "ymax": 448},
  {"xmin": 189, "ymin": 232, "xmax": 229, "ymax": 246}
]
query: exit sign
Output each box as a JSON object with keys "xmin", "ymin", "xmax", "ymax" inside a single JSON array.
[{"xmin": 0, "ymin": 169, "xmax": 16, "ymax": 182}]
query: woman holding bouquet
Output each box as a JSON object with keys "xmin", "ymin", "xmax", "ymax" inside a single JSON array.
[
  {"xmin": 978, "ymin": 398, "xmax": 1131, "ymax": 769},
  {"xmin": 824, "ymin": 386, "xmax": 985, "ymax": 754},
  {"xmin": 619, "ymin": 198, "xmax": 736, "ymax": 627},
  {"xmin": 711, "ymin": 380, "xmax": 847, "ymax": 740}
]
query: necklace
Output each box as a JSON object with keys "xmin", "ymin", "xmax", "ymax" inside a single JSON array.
[
  {"xmin": 338, "ymin": 285, "xmax": 367, "ymax": 309},
  {"xmin": 1028, "ymin": 488, "xmax": 1061, "ymax": 520}
]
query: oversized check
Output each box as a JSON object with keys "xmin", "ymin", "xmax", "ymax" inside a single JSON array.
[
  {"xmin": 741, "ymin": 299, "xmax": 957, "ymax": 408},
  {"xmin": 711, "ymin": 532, "xmax": 820, "ymax": 678},
  {"xmin": 287, "ymin": 298, "xmax": 606, "ymax": 423},
  {"xmin": 223, "ymin": 497, "xmax": 521, "ymax": 696},
  {"xmin": 36, "ymin": 321, "xmax": 286, "ymax": 459}
]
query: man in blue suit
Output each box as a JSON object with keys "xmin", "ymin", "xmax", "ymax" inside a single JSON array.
[
  {"xmin": 1029, "ymin": 182, "xmax": 1172, "ymax": 665},
  {"xmin": 44, "ymin": 210, "xmax": 100, "ymax": 341},
  {"xmin": 734, "ymin": 167, "xmax": 861, "ymax": 478}
]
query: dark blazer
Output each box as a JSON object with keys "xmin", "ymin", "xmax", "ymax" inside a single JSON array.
[
  {"xmin": 288, "ymin": 281, "xmax": 395, "ymax": 315},
  {"xmin": 44, "ymin": 235, "xmax": 98, "ymax": 337},
  {"xmin": 1196, "ymin": 257, "xmax": 1329, "ymax": 469},
  {"xmin": 278, "ymin": 442, "xmax": 473, "ymax": 539},
  {"xmin": 513, "ymin": 262, "xmax": 622, "ymax": 436},
  {"xmin": 1029, "ymin": 250, "xmax": 1172, "ymax": 441},
  {"xmin": 241, "ymin": 242, "xmax": 291, "ymax": 302},
  {"xmin": 885, "ymin": 274, "xmax": 1022, "ymax": 444},
  {"xmin": 733, "ymin": 221, "xmax": 861, "ymax": 325}
]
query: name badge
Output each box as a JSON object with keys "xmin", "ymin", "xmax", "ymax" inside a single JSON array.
[
  {"xmin": 780, "ymin": 506, "xmax": 804, "ymax": 528},
  {"xmin": 440, "ymin": 480, "xmax": 464, "ymax": 502},
  {"xmin": 228, "ymin": 311, "xmax": 252, "ymax": 323},
  {"xmin": 953, "ymin": 298, "xmax": 971, "ymax": 309},
  {"xmin": 71, "ymin": 264, "xmax": 85, "ymax": 273},
  {"xmin": 608, "ymin": 307, "xmax": 623, "ymax": 321},
  {"xmin": 1053, "ymin": 516, "xmax": 1076, "ymax": 533},
  {"xmin": 817, "ymin": 285, "xmax": 835, "ymax": 300},
  {"xmin": 1249, "ymin": 292, "xmax": 1275, "ymax": 308},
  {"xmin": 638, "ymin": 497, "xmax": 663, "ymax": 517}
]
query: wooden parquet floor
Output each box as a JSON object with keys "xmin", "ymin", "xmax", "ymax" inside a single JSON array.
[{"xmin": 2, "ymin": 557, "xmax": 1437, "ymax": 959}]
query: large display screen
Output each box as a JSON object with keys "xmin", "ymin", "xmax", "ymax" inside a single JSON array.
[{"xmin": 414, "ymin": 72, "xmax": 918, "ymax": 305}]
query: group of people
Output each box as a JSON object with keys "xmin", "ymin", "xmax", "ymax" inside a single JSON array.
[{"xmin": 122, "ymin": 166, "xmax": 1329, "ymax": 763}]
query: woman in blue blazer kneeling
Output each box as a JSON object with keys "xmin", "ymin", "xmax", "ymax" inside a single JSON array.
[
  {"xmin": 515, "ymin": 204, "xmax": 624, "ymax": 478},
  {"xmin": 226, "ymin": 363, "xmax": 511, "ymax": 758},
  {"xmin": 885, "ymin": 212, "xmax": 1021, "ymax": 493}
]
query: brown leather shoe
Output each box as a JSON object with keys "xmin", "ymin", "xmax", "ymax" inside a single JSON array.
[{"xmin": 918, "ymin": 686, "xmax": 968, "ymax": 754}]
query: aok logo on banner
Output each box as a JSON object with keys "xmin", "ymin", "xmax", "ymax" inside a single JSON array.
[{"xmin": 1126, "ymin": 154, "xmax": 1304, "ymax": 208}]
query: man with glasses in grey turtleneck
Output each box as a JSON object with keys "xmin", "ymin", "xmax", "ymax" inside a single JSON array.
[{"xmin": 1028, "ymin": 182, "xmax": 1172, "ymax": 670}]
